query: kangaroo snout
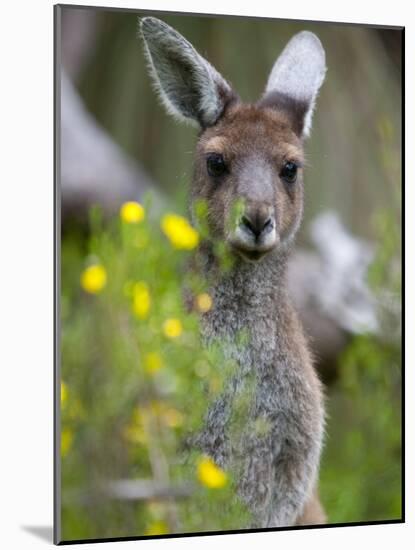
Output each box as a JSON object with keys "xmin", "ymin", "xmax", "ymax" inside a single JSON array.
[
  {"xmin": 231, "ymin": 203, "xmax": 278, "ymax": 261},
  {"xmin": 240, "ymin": 206, "xmax": 274, "ymax": 240}
]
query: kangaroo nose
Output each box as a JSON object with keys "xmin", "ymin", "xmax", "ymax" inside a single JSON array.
[{"xmin": 241, "ymin": 210, "xmax": 274, "ymax": 239}]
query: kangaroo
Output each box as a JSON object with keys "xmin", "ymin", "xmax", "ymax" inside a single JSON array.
[{"xmin": 140, "ymin": 16, "xmax": 327, "ymax": 528}]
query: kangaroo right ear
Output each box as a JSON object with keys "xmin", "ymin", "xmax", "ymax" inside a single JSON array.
[
  {"xmin": 260, "ymin": 31, "xmax": 326, "ymax": 138},
  {"xmin": 140, "ymin": 17, "xmax": 236, "ymax": 128}
]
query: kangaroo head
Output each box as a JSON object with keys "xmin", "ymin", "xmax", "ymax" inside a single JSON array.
[{"xmin": 140, "ymin": 17, "xmax": 326, "ymax": 262}]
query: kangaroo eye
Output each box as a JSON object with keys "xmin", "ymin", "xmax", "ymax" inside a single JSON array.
[
  {"xmin": 280, "ymin": 161, "xmax": 298, "ymax": 184},
  {"xmin": 206, "ymin": 153, "xmax": 227, "ymax": 178}
]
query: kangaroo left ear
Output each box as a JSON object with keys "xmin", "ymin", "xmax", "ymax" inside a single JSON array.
[
  {"xmin": 259, "ymin": 31, "xmax": 326, "ymax": 138},
  {"xmin": 140, "ymin": 17, "xmax": 236, "ymax": 128}
]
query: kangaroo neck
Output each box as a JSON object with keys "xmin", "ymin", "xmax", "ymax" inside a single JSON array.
[
  {"xmin": 196, "ymin": 243, "xmax": 292, "ymax": 370},
  {"xmin": 199, "ymin": 243, "xmax": 289, "ymax": 314}
]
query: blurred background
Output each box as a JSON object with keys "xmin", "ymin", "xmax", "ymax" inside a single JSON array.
[{"xmin": 58, "ymin": 5, "xmax": 402, "ymax": 542}]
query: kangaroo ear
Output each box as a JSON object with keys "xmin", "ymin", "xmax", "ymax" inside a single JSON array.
[
  {"xmin": 259, "ymin": 31, "xmax": 326, "ymax": 138},
  {"xmin": 140, "ymin": 17, "xmax": 236, "ymax": 128}
]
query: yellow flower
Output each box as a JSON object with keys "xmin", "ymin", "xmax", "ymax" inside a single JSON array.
[
  {"xmin": 132, "ymin": 281, "xmax": 151, "ymax": 319},
  {"xmin": 196, "ymin": 292, "xmax": 213, "ymax": 313},
  {"xmin": 61, "ymin": 381, "xmax": 68, "ymax": 409},
  {"xmin": 145, "ymin": 520, "xmax": 169, "ymax": 536},
  {"xmin": 120, "ymin": 201, "xmax": 145, "ymax": 224},
  {"xmin": 123, "ymin": 423, "xmax": 147, "ymax": 445},
  {"xmin": 61, "ymin": 427, "xmax": 74, "ymax": 457},
  {"xmin": 197, "ymin": 456, "xmax": 228, "ymax": 489},
  {"xmin": 163, "ymin": 408, "xmax": 184, "ymax": 428},
  {"xmin": 123, "ymin": 407, "xmax": 148, "ymax": 445},
  {"xmin": 149, "ymin": 400, "xmax": 163, "ymax": 416},
  {"xmin": 163, "ymin": 318, "xmax": 183, "ymax": 339},
  {"xmin": 80, "ymin": 264, "xmax": 107, "ymax": 294},
  {"xmin": 145, "ymin": 352, "xmax": 163, "ymax": 374},
  {"xmin": 147, "ymin": 500, "xmax": 165, "ymax": 518},
  {"xmin": 209, "ymin": 376, "xmax": 222, "ymax": 394},
  {"xmin": 161, "ymin": 213, "xmax": 199, "ymax": 250},
  {"xmin": 194, "ymin": 360, "xmax": 210, "ymax": 378},
  {"xmin": 68, "ymin": 398, "xmax": 86, "ymax": 421}
]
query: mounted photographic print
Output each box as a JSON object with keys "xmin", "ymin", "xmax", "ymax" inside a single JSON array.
[{"xmin": 54, "ymin": 3, "xmax": 404, "ymax": 544}]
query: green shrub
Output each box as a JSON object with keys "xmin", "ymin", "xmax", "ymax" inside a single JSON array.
[{"xmin": 60, "ymin": 199, "xmax": 249, "ymax": 541}]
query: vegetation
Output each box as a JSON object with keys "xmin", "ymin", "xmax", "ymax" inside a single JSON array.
[
  {"xmin": 61, "ymin": 200, "xmax": 250, "ymax": 540},
  {"xmin": 61, "ymin": 198, "xmax": 401, "ymax": 540},
  {"xmin": 60, "ymin": 7, "xmax": 402, "ymax": 541},
  {"xmin": 319, "ymin": 206, "xmax": 402, "ymax": 524}
]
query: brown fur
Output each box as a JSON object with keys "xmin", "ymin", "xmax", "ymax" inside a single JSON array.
[
  {"xmin": 192, "ymin": 104, "xmax": 305, "ymax": 249},
  {"xmin": 296, "ymin": 489, "xmax": 327, "ymax": 525}
]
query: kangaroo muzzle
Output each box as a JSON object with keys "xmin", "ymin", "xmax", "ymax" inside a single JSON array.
[{"xmin": 230, "ymin": 202, "xmax": 278, "ymax": 261}]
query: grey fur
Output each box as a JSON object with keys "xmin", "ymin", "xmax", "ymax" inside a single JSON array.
[
  {"xmin": 140, "ymin": 17, "xmax": 234, "ymax": 127},
  {"xmin": 194, "ymin": 250, "xmax": 325, "ymax": 527},
  {"xmin": 140, "ymin": 18, "xmax": 326, "ymax": 528},
  {"xmin": 264, "ymin": 31, "xmax": 326, "ymax": 137}
]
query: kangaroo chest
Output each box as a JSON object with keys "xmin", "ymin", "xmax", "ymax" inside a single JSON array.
[
  {"xmin": 194, "ymin": 270, "xmax": 322, "ymax": 501},
  {"xmin": 200, "ymin": 273, "xmax": 283, "ymax": 375}
]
